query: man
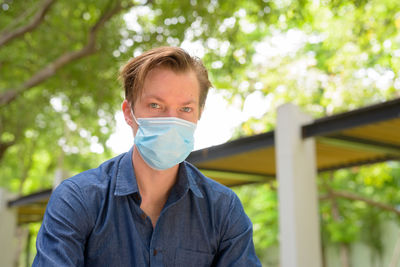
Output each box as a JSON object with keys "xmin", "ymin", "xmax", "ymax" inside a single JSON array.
[{"xmin": 33, "ymin": 47, "xmax": 261, "ymax": 266}]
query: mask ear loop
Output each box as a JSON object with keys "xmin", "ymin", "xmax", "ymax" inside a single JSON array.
[{"xmin": 130, "ymin": 106, "xmax": 140, "ymax": 126}]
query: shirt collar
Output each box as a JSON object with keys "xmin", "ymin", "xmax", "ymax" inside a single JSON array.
[
  {"xmin": 114, "ymin": 146, "xmax": 203, "ymax": 198},
  {"xmin": 177, "ymin": 161, "xmax": 203, "ymax": 198},
  {"xmin": 114, "ymin": 146, "xmax": 139, "ymax": 196}
]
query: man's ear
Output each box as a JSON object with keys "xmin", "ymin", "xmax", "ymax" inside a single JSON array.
[{"xmin": 122, "ymin": 99, "xmax": 134, "ymax": 127}]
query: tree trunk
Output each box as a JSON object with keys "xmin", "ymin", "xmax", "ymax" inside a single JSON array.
[
  {"xmin": 339, "ymin": 243, "xmax": 350, "ymax": 267},
  {"xmin": 389, "ymin": 232, "xmax": 400, "ymax": 267},
  {"xmin": 326, "ymin": 172, "xmax": 351, "ymax": 267},
  {"xmin": 13, "ymin": 226, "xmax": 28, "ymax": 267}
]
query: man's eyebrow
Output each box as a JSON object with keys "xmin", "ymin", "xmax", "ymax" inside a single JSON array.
[
  {"xmin": 182, "ymin": 100, "xmax": 198, "ymax": 105},
  {"xmin": 144, "ymin": 95, "xmax": 198, "ymax": 105},
  {"xmin": 143, "ymin": 95, "xmax": 165, "ymax": 102}
]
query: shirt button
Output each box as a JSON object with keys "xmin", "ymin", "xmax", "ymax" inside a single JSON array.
[
  {"xmin": 153, "ymin": 249, "xmax": 157, "ymax": 256},
  {"xmin": 141, "ymin": 213, "xmax": 147, "ymax": 220}
]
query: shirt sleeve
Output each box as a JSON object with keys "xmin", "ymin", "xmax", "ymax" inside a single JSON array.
[
  {"xmin": 214, "ymin": 193, "xmax": 262, "ymax": 267},
  {"xmin": 32, "ymin": 180, "xmax": 93, "ymax": 267}
]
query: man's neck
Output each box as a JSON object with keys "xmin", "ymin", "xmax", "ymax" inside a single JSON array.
[{"xmin": 131, "ymin": 147, "xmax": 179, "ymax": 227}]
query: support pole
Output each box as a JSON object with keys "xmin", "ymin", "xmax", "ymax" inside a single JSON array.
[{"xmin": 275, "ymin": 103, "xmax": 322, "ymax": 267}]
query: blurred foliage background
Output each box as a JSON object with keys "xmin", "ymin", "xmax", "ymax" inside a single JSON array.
[{"xmin": 0, "ymin": 0, "xmax": 399, "ymax": 266}]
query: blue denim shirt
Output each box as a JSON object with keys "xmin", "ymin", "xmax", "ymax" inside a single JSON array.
[{"xmin": 33, "ymin": 147, "xmax": 261, "ymax": 266}]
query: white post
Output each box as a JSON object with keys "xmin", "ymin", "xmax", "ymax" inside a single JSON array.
[
  {"xmin": 275, "ymin": 103, "xmax": 322, "ymax": 267},
  {"xmin": 0, "ymin": 188, "xmax": 17, "ymax": 267}
]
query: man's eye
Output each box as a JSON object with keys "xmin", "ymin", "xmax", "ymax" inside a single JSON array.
[
  {"xmin": 181, "ymin": 107, "xmax": 192, "ymax": 112},
  {"xmin": 149, "ymin": 103, "xmax": 160, "ymax": 109}
]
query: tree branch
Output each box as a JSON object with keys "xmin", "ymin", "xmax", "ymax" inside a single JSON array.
[
  {"xmin": 1, "ymin": 5, "xmax": 37, "ymax": 35},
  {"xmin": 0, "ymin": 0, "xmax": 56, "ymax": 47},
  {"xmin": 0, "ymin": 140, "xmax": 16, "ymax": 161},
  {"xmin": 0, "ymin": 0, "xmax": 133, "ymax": 107},
  {"xmin": 320, "ymin": 190, "xmax": 400, "ymax": 216}
]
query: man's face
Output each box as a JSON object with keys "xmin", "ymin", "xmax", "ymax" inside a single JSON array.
[{"xmin": 124, "ymin": 67, "xmax": 201, "ymax": 134}]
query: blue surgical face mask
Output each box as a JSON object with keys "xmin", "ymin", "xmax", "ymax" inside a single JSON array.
[{"xmin": 131, "ymin": 110, "xmax": 196, "ymax": 170}]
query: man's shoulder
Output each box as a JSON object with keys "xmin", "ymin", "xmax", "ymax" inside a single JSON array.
[
  {"xmin": 43, "ymin": 152, "xmax": 131, "ymax": 235},
  {"xmin": 183, "ymin": 161, "xmax": 248, "ymax": 231},
  {"xmin": 60, "ymin": 152, "xmax": 126, "ymax": 194},
  {"xmin": 183, "ymin": 161, "xmax": 236, "ymax": 201}
]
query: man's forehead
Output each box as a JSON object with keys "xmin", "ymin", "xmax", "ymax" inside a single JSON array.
[{"xmin": 141, "ymin": 68, "xmax": 199, "ymax": 89}]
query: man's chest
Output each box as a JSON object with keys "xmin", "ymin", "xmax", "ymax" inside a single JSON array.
[{"xmin": 83, "ymin": 195, "xmax": 219, "ymax": 267}]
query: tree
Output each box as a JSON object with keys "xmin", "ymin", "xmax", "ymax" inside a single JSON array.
[
  {"xmin": 0, "ymin": 0, "xmax": 137, "ymax": 193},
  {"xmin": 0, "ymin": 0, "xmax": 314, "ymax": 194}
]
